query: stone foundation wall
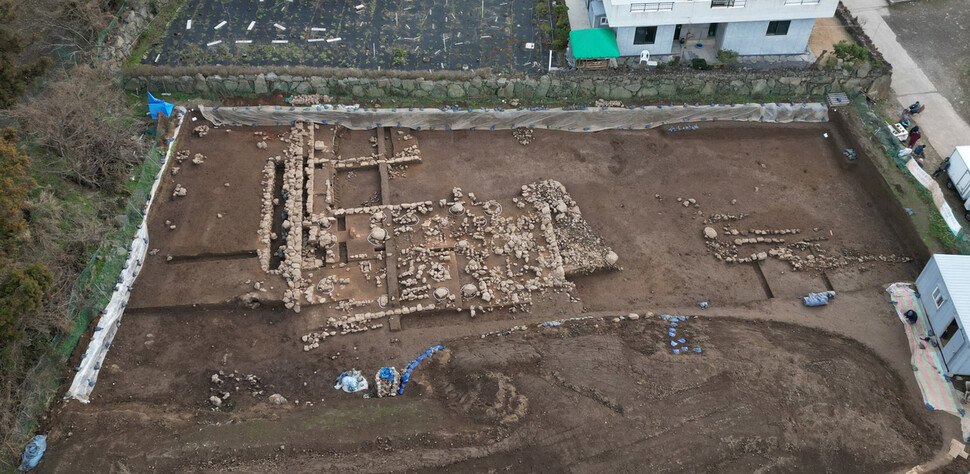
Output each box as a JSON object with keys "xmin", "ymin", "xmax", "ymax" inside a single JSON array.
[{"xmin": 121, "ymin": 64, "xmax": 888, "ymax": 102}]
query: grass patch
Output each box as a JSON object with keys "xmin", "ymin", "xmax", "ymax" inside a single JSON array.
[{"xmin": 126, "ymin": 0, "xmax": 189, "ymax": 67}]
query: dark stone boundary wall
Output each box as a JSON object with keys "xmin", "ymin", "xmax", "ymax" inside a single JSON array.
[{"xmin": 120, "ymin": 64, "xmax": 888, "ymax": 102}]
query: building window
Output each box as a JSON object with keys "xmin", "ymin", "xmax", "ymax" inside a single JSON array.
[
  {"xmin": 630, "ymin": 2, "xmax": 673, "ymax": 12},
  {"xmin": 785, "ymin": 0, "xmax": 820, "ymax": 4},
  {"xmin": 711, "ymin": 0, "xmax": 745, "ymax": 7},
  {"xmin": 766, "ymin": 20, "xmax": 791, "ymax": 36},
  {"xmin": 599, "ymin": 16, "xmax": 609, "ymax": 26},
  {"xmin": 633, "ymin": 26, "xmax": 657, "ymax": 45},
  {"xmin": 941, "ymin": 318, "xmax": 960, "ymax": 345},
  {"xmin": 933, "ymin": 287, "xmax": 946, "ymax": 308}
]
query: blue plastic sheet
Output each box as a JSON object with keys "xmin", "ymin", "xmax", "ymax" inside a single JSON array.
[
  {"xmin": 379, "ymin": 367, "xmax": 396, "ymax": 380},
  {"xmin": 803, "ymin": 291, "xmax": 836, "ymax": 307},
  {"xmin": 18, "ymin": 435, "xmax": 46, "ymax": 472},
  {"xmin": 398, "ymin": 344, "xmax": 445, "ymax": 394},
  {"xmin": 147, "ymin": 92, "xmax": 174, "ymax": 119}
]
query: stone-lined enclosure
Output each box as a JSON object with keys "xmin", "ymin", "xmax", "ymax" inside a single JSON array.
[{"xmin": 121, "ymin": 64, "xmax": 888, "ymax": 102}]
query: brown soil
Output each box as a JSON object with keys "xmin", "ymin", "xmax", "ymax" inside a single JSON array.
[
  {"xmin": 36, "ymin": 116, "xmax": 957, "ymax": 472},
  {"xmin": 40, "ymin": 317, "xmax": 938, "ymax": 472}
]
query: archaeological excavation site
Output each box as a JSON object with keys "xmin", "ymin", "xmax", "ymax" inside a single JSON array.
[{"xmin": 38, "ymin": 103, "xmax": 952, "ymax": 472}]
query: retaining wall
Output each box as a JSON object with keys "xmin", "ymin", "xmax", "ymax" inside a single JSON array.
[{"xmin": 121, "ymin": 64, "xmax": 888, "ymax": 102}]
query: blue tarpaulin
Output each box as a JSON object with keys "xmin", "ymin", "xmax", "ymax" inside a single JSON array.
[
  {"xmin": 18, "ymin": 435, "xmax": 46, "ymax": 472},
  {"xmin": 803, "ymin": 291, "xmax": 836, "ymax": 307},
  {"xmin": 148, "ymin": 92, "xmax": 174, "ymax": 119},
  {"xmin": 398, "ymin": 344, "xmax": 445, "ymax": 394}
]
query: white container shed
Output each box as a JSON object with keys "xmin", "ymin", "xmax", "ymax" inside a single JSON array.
[{"xmin": 915, "ymin": 254, "xmax": 970, "ymax": 375}]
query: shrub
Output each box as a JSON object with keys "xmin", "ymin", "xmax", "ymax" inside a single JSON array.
[
  {"xmin": 833, "ymin": 40, "xmax": 869, "ymax": 63},
  {"xmin": 552, "ymin": 39, "xmax": 566, "ymax": 51},
  {"xmin": 716, "ymin": 49, "xmax": 739, "ymax": 64},
  {"xmin": 392, "ymin": 48, "xmax": 407, "ymax": 66},
  {"xmin": 0, "ymin": 1, "xmax": 52, "ymax": 108},
  {"xmin": 535, "ymin": 1, "xmax": 548, "ymax": 16},
  {"xmin": 0, "ymin": 134, "xmax": 34, "ymax": 264},
  {"xmin": 556, "ymin": 14, "xmax": 569, "ymax": 28},
  {"xmin": 11, "ymin": 66, "xmax": 147, "ymax": 189},
  {"xmin": 0, "ymin": 263, "xmax": 52, "ymax": 343},
  {"xmin": 691, "ymin": 58, "xmax": 711, "ymax": 70}
]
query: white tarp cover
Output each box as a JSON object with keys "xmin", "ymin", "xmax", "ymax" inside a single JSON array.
[
  {"xmin": 199, "ymin": 102, "xmax": 829, "ymax": 131},
  {"xmin": 906, "ymin": 157, "xmax": 963, "ymax": 235},
  {"xmin": 64, "ymin": 108, "xmax": 187, "ymax": 403}
]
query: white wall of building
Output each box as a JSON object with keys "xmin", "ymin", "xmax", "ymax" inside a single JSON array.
[
  {"xmin": 718, "ymin": 18, "xmax": 815, "ymax": 55},
  {"xmin": 601, "ymin": 0, "xmax": 838, "ymax": 28},
  {"xmin": 615, "ymin": 24, "xmax": 677, "ymax": 56}
]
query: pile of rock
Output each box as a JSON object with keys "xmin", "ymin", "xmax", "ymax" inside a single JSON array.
[
  {"xmin": 733, "ymin": 237, "xmax": 786, "ymax": 245},
  {"xmin": 207, "ymin": 370, "xmax": 271, "ymax": 409},
  {"xmin": 279, "ymin": 124, "xmax": 309, "ymax": 312},
  {"xmin": 193, "ymin": 125, "xmax": 210, "ymax": 137},
  {"xmin": 375, "ymin": 367, "xmax": 401, "ymax": 398},
  {"xmin": 706, "ymin": 213, "xmax": 746, "ymax": 223},
  {"xmin": 512, "ymin": 128, "xmax": 534, "ymax": 145},
  {"xmin": 256, "ymin": 158, "xmax": 280, "ymax": 272},
  {"xmin": 677, "ymin": 197, "xmax": 701, "ymax": 209},
  {"xmin": 520, "ymin": 180, "xmax": 618, "ymax": 275},
  {"xmin": 172, "ymin": 184, "xmax": 187, "ymax": 198},
  {"xmin": 700, "ymin": 212, "xmax": 912, "ymax": 271},
  {"xmin": 594, "ymin": 99, "xmax": 622, "ymax": 107},
  {"xmin": 191, "ymin": 153, "xmax": 206, "ymax": 165},
  {"xmin": 288, "ymin": 94, "xmax": 331, "ymax": 106}
]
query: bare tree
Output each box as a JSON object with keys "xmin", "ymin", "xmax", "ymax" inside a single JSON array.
[
  {"xmin": 17, "ymin": 0, "xmax": 113, "ymax": 62},
  {"xmin": 10, "ymin": 65, "xmax": 147, "ymax": 189}
]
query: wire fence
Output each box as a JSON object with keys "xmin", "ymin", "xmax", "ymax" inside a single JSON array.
[
  {"xmin": 853, "ymin": 95, "xmax": 970, "ymax": 254},
  {"xmin": 6, "ymin": 144, "xmax": 162, "ymax": 464},
  {"xmin": 93, "ymin": 0, "xmax": 130, "ymax": 65}
]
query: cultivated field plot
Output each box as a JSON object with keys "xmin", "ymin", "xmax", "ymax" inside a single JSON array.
[
  {"xmin": 40, "ymin": 115, "xmax": 941, "ymax": 472},
  {"xmin": 142, "ymin": 0, "xmax": 543, "ymax": 71}
]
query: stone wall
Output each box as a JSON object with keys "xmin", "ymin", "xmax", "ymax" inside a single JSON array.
[
  {"xmin": 99, "ymin": 0, "xmax": 176, "ymax": 69},
  {"xmin": 121, "ymin": 64, "xmax": 888, "ymax": 102}
]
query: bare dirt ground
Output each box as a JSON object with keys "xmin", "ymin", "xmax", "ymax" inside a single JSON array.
[
  {"xmin": 808, "ymin": 16, "xmax": 854, "ymax": 59},
  {"xmin": 36, "ymin": 116, "xmax": 956, "ymax": 472}
]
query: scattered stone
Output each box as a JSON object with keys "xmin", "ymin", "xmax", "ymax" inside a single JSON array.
[{"xmin": 269, "ymin": 393, "xmax": 287, "ymax": 405}]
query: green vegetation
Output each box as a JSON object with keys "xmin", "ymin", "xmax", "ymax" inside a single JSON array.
[
  {"xmin": 0, "ymin": 0, "xmax": 166, "ymax": 466},
  {"xmin": 392, "ymin": 48, "xmax": 408, "ymax": 66},
  {"xmin": 551, "ymin": 1, "xmax": 570, "ymax": 52},
  {"xmin": 833, "ymin": 40, "xmax": 871, "ymax": 64},
  {"xmin": 0, "ymin": 134, "xmax": 33, "ymax": 263},
  {"xmin": 716, "ymin": 49, "xmax": 739, "ymax": 65},
  {"xmin": 535, "ymin": 0, "xmax": 548, "ymax": 16},
  {"xmin": 0, "ymin": 264, "xmax": 52, "ymax": 343},
  {"xmin": 126, "ymin": 0, "xmax": 187, "ymax": 66},
  {"xmin": 0, "ymin": 1, "xmax": 52, "ymax": 107},
  {"xmin": 691, "ymin": 58, "xmax": 711, "ymax": 70}
]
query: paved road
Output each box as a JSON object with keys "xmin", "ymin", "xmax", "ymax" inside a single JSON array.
[{"xmin": 844, "ymin": 0, "xmax": 970, "ymax": 165}]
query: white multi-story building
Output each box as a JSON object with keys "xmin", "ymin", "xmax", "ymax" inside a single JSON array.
[{"xmin": 586, "ymin": 0, "xmax": 838, "ymax": 58}]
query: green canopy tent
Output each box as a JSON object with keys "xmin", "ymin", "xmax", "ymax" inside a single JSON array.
[{"xmin": 569, "ymin": 28, "xmax": 620, "ymax": 69}]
